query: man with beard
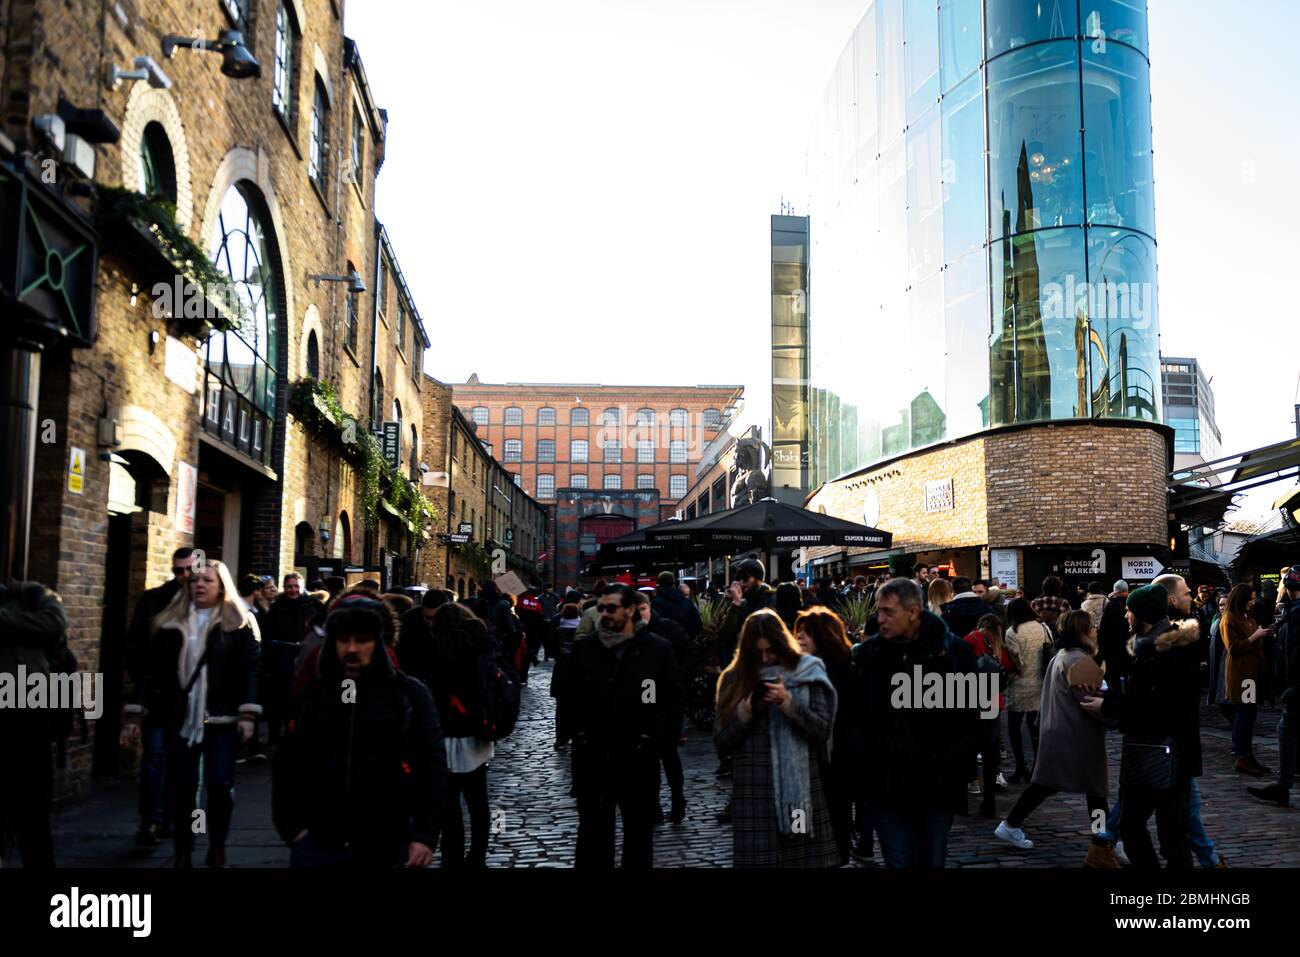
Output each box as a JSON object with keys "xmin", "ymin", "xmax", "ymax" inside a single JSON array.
[
  {"xmin": 273, "ymin": 594, "xmax": 447, "ymax": 867},
  {"xmin": 568, "ymin": 584, "xmax": 683, "ymax": 867}
]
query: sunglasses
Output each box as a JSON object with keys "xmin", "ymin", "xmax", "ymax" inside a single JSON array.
[
  {"xmin": 596, "ymin": 603, "xmax": 623, "ymax": 614},
  {"xmin": 173, "ymin": 566, "xmax": 192, "ymax": 576}
]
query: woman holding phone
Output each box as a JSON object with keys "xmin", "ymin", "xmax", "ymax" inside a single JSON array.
[{"xmin": 714, "ymin": 609, "xmax": 839, "ymax": 867}]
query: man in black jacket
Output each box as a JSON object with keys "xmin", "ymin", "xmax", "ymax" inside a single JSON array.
[
  {"xmin": 858, "ymin": 578, "xmax": 980, "ymax": 868},
  {"xmin": 652, "ymin": 571, "xmax": 702, "ymax": 637},
  {"xmin": 274, "ymin": 594, "xmax": 447, "ymax": 867},
  {"xmin": 261, "ymin": 573, "xmax": 323, "ymax": 744},
  {"xmin": 940, "ymin": 576, "xmax": 996, "ymax": 638},
  {"xmin": 1249, "ymin": 565, "xmax": 1300, "ymax": 807},
  {"xmin": 569, "ymin": 584, "xmax": 684, "ymax": 867},
  {"xmin": 124, "ymin": 547, "xmax": 194, "ymax": 847},
  {"xmin": 635, "ymin": 591, "xmax": 691, "ymax": 824}
]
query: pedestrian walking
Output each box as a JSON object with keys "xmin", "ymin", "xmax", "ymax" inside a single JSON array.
[
  {"xmin": 1098, "ymin": 583, "xmax": 1202, "ymax": 869},
  {"xmin": 941, "ymin": 576, "xmax": 996, "ymax": 638},
  {"xmin": 1081, "ymin": 581, "xmax": 1107, "ymax": 631},
  {"xmin": 927, "ymin": 577, "xmax": 954, "ymax": 618},
  {"xmin": 550, "ymin": 602, "xmax": 583, "ymax": 748},
  {"xmin": 273, "ymin": 593, "xmax": 447, "ymax": 868},
  {"xmin": 962, "ymin": 614, "xmax": 1009, "ymax": 816},
  {"xmin": 774, "ymin": 582, "xmax": 803, "ymax": 632},
  {"xmin": 652, "ymin": 570, "xmax": 702, "ymax": 637},
  {"xmin": 856, "ymin": 579, "xmax": 980, "ymax": 868},
  {"xmin": 261, "ymin": 573, "xmax": 323, "ymax": 744},
  {"xmin": 123, "ymin": 547, "xmax": 195, "ymax": 847},
  {"xmin": 569, "ymin": 585, "xmax": 684, "ymax": 867},
  {"xmin": 715, "ymin": 609, "xmax": 839, "ymax": 867},
  {"xmin": 1003, "ymin": 597, "xmax": 1051, "ymax": 783},
  {"xmin": 0, "ymin": 580, "xmax": 69, "ymax": 868},
  {"xmin": 794, "ymin": 606, "xmax": 863, "ymax": 866},
  {"xmin": 1249, "ymin": 565, "xmax": 1300, "ymax": 807},
  {"xmin": 633, "ymin": 591, "xmax": 691, "ymax": 824},
  {"xmin": 997, "ymin": 611, "xmax": 1118, "ymax": 866},
  {"xmin": 1220, "ymin": 583, "xmax": 1274, "ymax": 777},
  {"xmin": 1031, "ymin": 576, "xmax": 1072, "ymax": 629},
  {"xmin": 121, "ymin": 559, "xmax": 262, "ymax": 868}
]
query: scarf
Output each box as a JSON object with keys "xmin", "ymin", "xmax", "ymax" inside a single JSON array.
[
  {"xmin": 763, "ymin": 654, "xmax": 836, "ymax": 837},
  {"xmin": 597, "ymin": 624, "xmax": 635, "ymax": 651},
  {"xmin": 178, "ymin": 606, "xmax": 215, "ymax": 747}
]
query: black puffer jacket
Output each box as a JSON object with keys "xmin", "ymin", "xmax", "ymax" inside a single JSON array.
[
  {"xmin": 129, "ymin": 604, "xmax": 262, "ymax": 728},
  {"xmin": 264, "ymin": 593, "xmax": 324, "ymax": 645},
  {"xmin": 274, "ymin": 633, "xmax": 447, "ymax": 852},
  {"xmin": 568, "ymin": 624, "xmax": 684, "ymax": 761},
  {"xmin": 1102, "ymin": 617, "xmax": 1203, "ymax": 783},
  {"xmin": 856, "ymin": 611, "xmax": 981, "ymax": 813},
  {"xmin": 652, "ymin": 586, "xmax": 702, "ymax": 637},
  {"xmin": 400, "ymin": 624, "xmax": 494, "ymax": 741}
]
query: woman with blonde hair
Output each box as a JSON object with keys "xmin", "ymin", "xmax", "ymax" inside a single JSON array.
[
  {"xmin": 121, "ymin": 558, "xmax": 262, "ymax": 868},
  {"xmin": 714, "ymin": 609, "xmax": 839, "ymax": 867},
  {"xmin": 927, "ymin": 578, "xmax": 954, "ymax": 617}
]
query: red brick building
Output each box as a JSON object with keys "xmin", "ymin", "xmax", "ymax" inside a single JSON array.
[{"xmin": 452, "ymin": 377, "xmax": 743, "ymax": 584}]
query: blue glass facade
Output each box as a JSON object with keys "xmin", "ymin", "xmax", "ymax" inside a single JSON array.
[{"xmin": 806, "ymin": 0, "xmax": 1159, "ymax": 490}]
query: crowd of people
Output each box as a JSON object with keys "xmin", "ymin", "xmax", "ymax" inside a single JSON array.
[{"xmin": 2, "ymin": 551, "xmax": 1298, "ymax": 870}]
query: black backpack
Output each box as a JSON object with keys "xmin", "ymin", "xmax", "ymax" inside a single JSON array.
[
  {"xmin": 470, "ymin": 653, "xmax": 522, "ymax": 741},
  {"xmin": 1038, "ymin": 622, "xmax": 1057, "ymax": 680}
]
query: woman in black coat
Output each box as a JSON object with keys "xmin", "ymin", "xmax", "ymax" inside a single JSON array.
[{"xmin": 120, "ymin": 559, "xmax": 261, "ymax": 868}]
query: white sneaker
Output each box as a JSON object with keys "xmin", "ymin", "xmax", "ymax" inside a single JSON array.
[
  {"xmin": 968, "ymin": 780, "xmax": 983, "ymax": 794},
  {"xmin": 996, "ymin": 772, "xmax": 1008, "ymax": 788},
  {"xmin": 994, "ymin": 820, "xmax": 1034, "ymax": 849}
]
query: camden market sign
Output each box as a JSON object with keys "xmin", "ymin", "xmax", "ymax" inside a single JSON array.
[{"xmin": 0, "ymin": 152, "xmax": 98, "ymax": 346}]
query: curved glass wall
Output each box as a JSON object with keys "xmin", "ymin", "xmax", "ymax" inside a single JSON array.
[{"xmin": 806, "ymin": 0, "xmax": 1158, "ymax": 490}]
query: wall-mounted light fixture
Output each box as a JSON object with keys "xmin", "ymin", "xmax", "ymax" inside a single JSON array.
[
  {"xmin": 107, "ymin": 56, "xmax": 172, "ymax": 90},
  {"xmin": 310, "ymin": 270, "xmax": 366, "ymax": 294},
  {"xmin": 162, "ymin": 30, "xmax": 261, "ymax": 79}
]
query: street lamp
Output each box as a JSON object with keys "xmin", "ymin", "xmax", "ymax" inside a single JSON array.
[
  {"xmin": 162, "ymin": 30, "xmax": 261, "ymax": 79},
  {"xmin": 310, "ymin": 270, "xmax": 366, "ymax": 294}
]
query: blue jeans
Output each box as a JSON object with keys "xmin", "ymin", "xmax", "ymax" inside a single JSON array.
[
  {"xmin": 1188, "ymin": 777, "xmax": 1218, "ymax": 867},
  {"xmin": 1098, "ymin": 799, "xmax": 1122, "ymax": 843},
  {"xmin": 167, "ymin": 725, "xmax": 240, "ymax": 855},
  {"xmin": 138, "ymin": 722, "xmax": 168, "ymax": 826},
  {"xmin": 869, "ymin": 807, "xmax": 954, "ymax": 869},
  {"xmin": 1231, "ymin": 703, "xmax": 1258, "ymax": 759}
]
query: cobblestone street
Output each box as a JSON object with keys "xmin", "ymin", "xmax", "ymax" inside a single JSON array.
[{"xmin": 40, "ymin": 658, "xmax": 1300, "ymax": 869}]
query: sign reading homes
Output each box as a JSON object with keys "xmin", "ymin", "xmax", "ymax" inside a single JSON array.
[{"xmin": 382, "ymin": 421, "xmax": 401, "ymax": 470}]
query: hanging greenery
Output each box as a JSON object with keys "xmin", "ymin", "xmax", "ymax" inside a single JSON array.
[
  {"xmin": 287, "ymin": 377, "xmax": 435, "ymax": 537},
  {"xmin": 459, "ymin": 542, "xmax": 493, "ymax": 581},
  {"xmin": 95, "ymin": 186, "xmax": 248, "ymax": 331}
]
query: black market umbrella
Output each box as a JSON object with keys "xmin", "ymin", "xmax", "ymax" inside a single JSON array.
[
  {"xmin": 595, "ymin": 517, "xmax": 711, "ymax": 568},
  {"xmin": 643, "ymin": 497, "xmax": 891, "ymax": 553}
]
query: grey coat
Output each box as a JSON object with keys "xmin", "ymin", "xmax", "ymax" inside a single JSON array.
[{"xmin": 1030, "ymin": 648, "xmax": 1108, "ymax": 797}]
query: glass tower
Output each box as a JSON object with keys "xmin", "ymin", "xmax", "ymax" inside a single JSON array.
[{"xmin": 806, "ymin": 0, "xmax": 1159, "ymax": 491}]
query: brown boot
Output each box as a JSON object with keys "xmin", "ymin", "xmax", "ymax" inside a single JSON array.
[
  {"xmin": 1083, "ymin": 842, "xmax": 1121, "ymax": 868},
  {"xmin": 1235, "ymin": 756, "xmax": 1267, "ymax": 777}
]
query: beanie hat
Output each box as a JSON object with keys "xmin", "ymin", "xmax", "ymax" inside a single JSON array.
[
  {"xmin": 657, "ymin": 571, "xmax": 676, "ymax": 589},
  {"xmin": 736, "ymin": 558, "xmax": 765, "ymax": 582},
  {"xmin": 1126, "ymin": 583, "xmax": 1168, "ymax": 625},
  {"xmin": 325, "ymin": 594, "xmax": 391, "ymax": 642},
  {"xmin": 1285, "ymin": 565, "xmax": 1300, "ymax": 593}
]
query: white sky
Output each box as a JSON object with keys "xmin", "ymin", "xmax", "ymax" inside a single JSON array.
[{"xmin": 346, "ymin": 0, "xmax": 1300, "ymax": 521}]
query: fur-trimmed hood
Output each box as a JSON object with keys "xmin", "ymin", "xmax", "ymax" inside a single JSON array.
[{"xmin": 1127, "ymin": 617, "xmax": 1199, "ymax": 657}]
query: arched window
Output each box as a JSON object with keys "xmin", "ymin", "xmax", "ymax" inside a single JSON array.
[
  {"xmin": 309, "ymin": 78, "xmax": 329, "ymax": 188},
  {"xmin": 350, "ymin": 104, "xmax": 365, "ymax": 185},
  {"xmin": 138, "ymin": 122, "xmax": 177, "ymax": 203},
  {"xmin": 668, "ymin": 408, "xmax": 688, "ymax": 428},
  {"xmin": 634, "ymin": 408, "xmax": 655, "ymax": 428},
  {"xmin": 305, "ymin": 329, "xmax": 319, "ymax": 379},
  {"xmin": 504, "ymin": 439, "xmax": 522, "ymax": 462},
  {"xmin": 603, "ymin": 407, "xmax": 621, "ymax": 427},
  {"xmin": 537, "ymin": 407, "xmax": 556, "ymax": 426},
  {"xmin": 570, "ymin": 407, "xmax": 589, "ymax": 426},
  {"xmin": 205, "ymin": 182, "xmax": 282, "ymax": 466},
  {"xmin": 504, "ymin": 407, "xmax": 523, "ymax": 425},
  {"xmin": 337, "ymin": 511, "xmax": 352, "ymax": 563},
  {"xmin": 272, "ymin": 3, "xmax": 300, "ymax": 128},
  {"xmin": 393, "ymin": 397, "xmax": 403, "ymax": 462},
  {"xmin": 471, "ymin": 406, "xmax": 489, "ymax": 427},
  {"xmin": 409, "ymin": 424, "xmax": 419, "ymax": 479},
  {"xmin": 344, "ymin": 260, "xmax": 360, "ymax": 353},
  {"xmin": 294, "ymin": 521, "xmax": 315, "ymax": 560}
]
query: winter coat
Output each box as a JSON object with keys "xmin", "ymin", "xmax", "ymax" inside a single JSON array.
[
  {"xmin": 274, "ymin": 644, "xmax": 447, "ymax": 854},
  {"xmin": 1030, "ymin": 595, "xmax": 1072, "ymax": 630},
  {"xmin": 1004, "ymin": 621, "xmax": 1052, "ymax": 713},
  {"xmin": 124, "ymin": 580, "xmax": 179, "ymax": 696},
  {"xmin": 941, "ymin": 594, "xmax": 996, "ymax": 639},
  {"xmin": 714, "ymin": 669, "xmax": 839, "ymax": 867},
  {"xmin": 129, "ymin": 602, "xmax": 262, "ymax": 729},
  {"xmin": 1222, "ymin": 614, "xmax": 1271, "ymax": 705},
  {"xmin": 549, "ymin": 617, "xmax": 581, "ymax": 700},
  {"xmin": 854, "ymin": 611, "xmax": 980, "ymax": 813},
  {"xmin": 1097, "ymin": 597, "xmax": 1132, "ymax": 686},
  {"xmin": 717, "ymin": 585, "xmax": 775, "ymax": 668},
  {"xmin": 648, "ymin": 612, "xmax": 693, "ymax": 670},
  {"xmin": 1101, "ymin": 618, "xmax": 1203, "ymax": 784},
  {"xmin": 824, "ymin": 656, "xmax": 868, "ymax": 798},
  {"xmin": 1081, "ymin": 594, "xmax": 1107, "ymax": 631},
  {"xmin": 1030, "ymin": 648, "xmax": 1108, "ymax": 796},
  {"xmin": 397, "ymin": 620, "xmax": 493, "ymax": 741},
  {"xmin": 0, "ymin": 581, "xmax": 68, "ymax": 679},
  {"xmin": 652, "ymin": 585, "xmax": 703, "ymax": 637},
  {"xmin": 264, "ymin": 593, "xmax": 324, "ymax": 645},
  {"xmin": 568, "ymin": 625, "xmax": 684, "ymax": 762}
]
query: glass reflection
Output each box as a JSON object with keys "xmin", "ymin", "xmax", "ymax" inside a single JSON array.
[
  {"xmin": 986, "ymin": 0, "xmax": 1079, "ymax": 57},
  {"xmin": 939, "ymin": 0, "xmax": 982, "ymax": 91},
  {"xmin": 1086, "ymin": 227, "xmax": 1159, "ymax": 420},
  {"xmin": 905, "ymin": 0, "xmax": 940, "ymax": 119},
  {"xmin": 989, "ymin": 41, "xmax": 1084, "ymax": 239},
  {"xmin": 1081, "ymin": 0, "xmax": 1147, "ymax": 56},
  {"xmin": 941, "ymin": 71, "xmax": 985, "ymax": 261},
  {"xmin": 1083, "ymin": 42, "xmax": 1155, "ymax": 236}
]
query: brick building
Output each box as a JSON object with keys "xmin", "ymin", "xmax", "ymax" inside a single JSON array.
[
  {"xmin": 451, "ymin": 376, "xmax": 743, "ymax": 586},
  {"xmin": 417, "ymin": 376, "xmax": 548, "ymax": 596},
  {"xmin": 1, "ymin": 0, "xmax": 431, "ymax": 798}
]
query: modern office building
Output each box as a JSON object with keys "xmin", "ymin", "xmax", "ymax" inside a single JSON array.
[
  {"xmin": 1161, "ymin": 357, "xmax": 1222, "ymax": 463},
  {"xmin": 771, "ymin": 214, "xmax": 811, "ymax": 505},
  {"xmin": 803, "ymin": 0, "xmax": 1174, "ymax": 592}
]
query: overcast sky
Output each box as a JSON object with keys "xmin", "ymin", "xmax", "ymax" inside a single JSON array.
[{"xmin": 346, "ymin": 0, "xmax": 1300, "ymax": 520}]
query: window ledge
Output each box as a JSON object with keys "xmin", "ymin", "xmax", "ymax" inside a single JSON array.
[{"xmin": 275, "ymin": 108, "xmax": 302, "ymax": 158}]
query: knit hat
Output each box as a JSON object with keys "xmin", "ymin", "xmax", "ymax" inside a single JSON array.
[
  {"xmin": 1112, "ymin": 579, "xmax": 1129, "ymax": 595},
  {"xmin": 1125, "ymin": 583, "xmax": 1168, "ymax": 625},
  {"xmin": 325, "ymin": 594, "xmax": 392, "ymax": 642}
]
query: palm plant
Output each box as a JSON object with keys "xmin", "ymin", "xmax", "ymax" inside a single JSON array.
[{"xmin": 838, "ymin": 593, "xmax": 877, "ymax": 642}]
